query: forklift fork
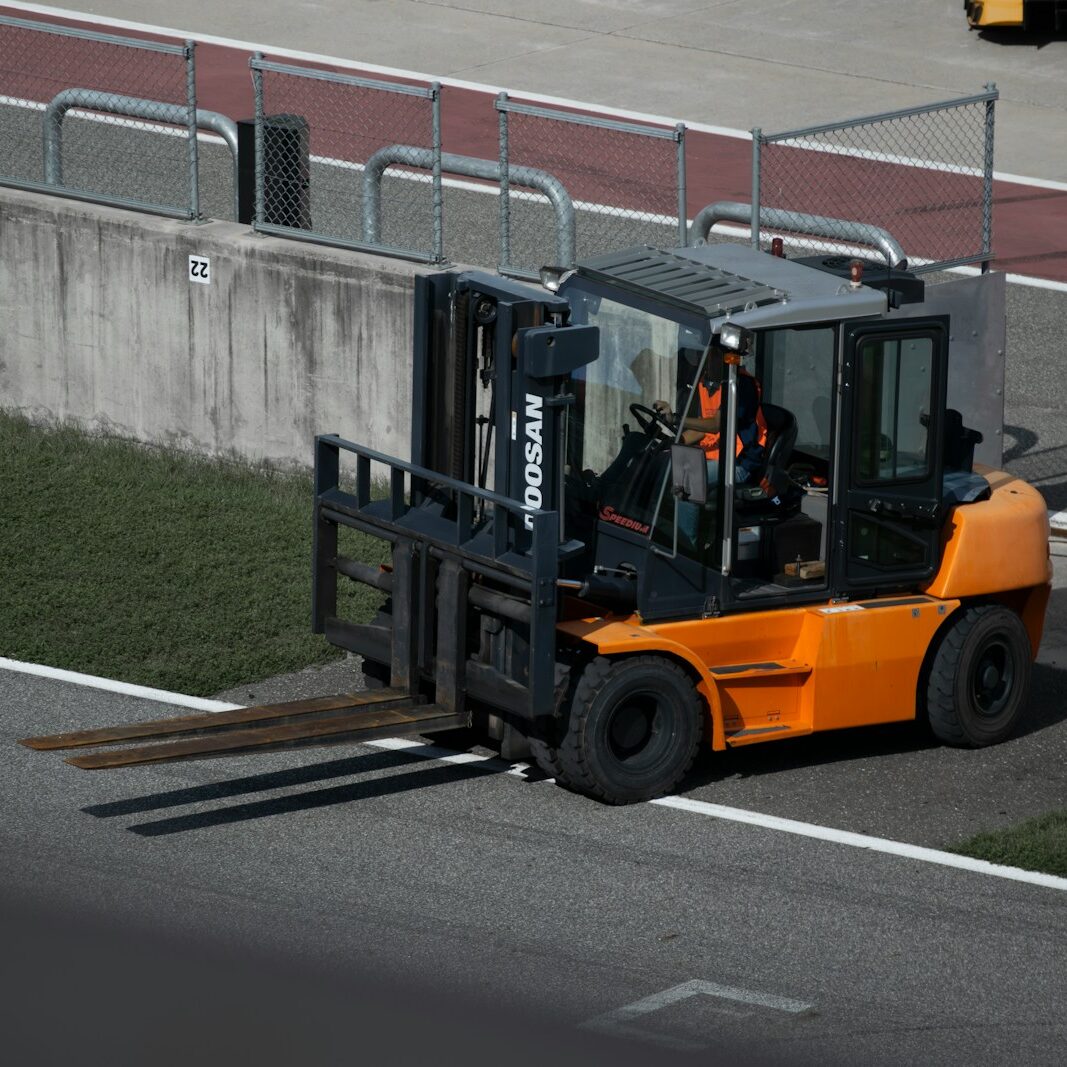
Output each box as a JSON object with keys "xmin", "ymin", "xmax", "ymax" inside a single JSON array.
[{"xmin": 20, "ymin": 688, "xmax": 468, "ymax": 769}]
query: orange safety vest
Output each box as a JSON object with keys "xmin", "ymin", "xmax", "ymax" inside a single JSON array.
[{"xmin": 696, "ymin": 369, "xmax": 768, "ymax": 462}]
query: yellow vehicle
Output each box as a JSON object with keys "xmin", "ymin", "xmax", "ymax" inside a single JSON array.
[
  {"xmin": 966, "ymin": 0, "xmax": 1067, "ymax": 31},
  {"xmin": 23, "ymin": 211, "xmax": 1051, "ymax": 804}
]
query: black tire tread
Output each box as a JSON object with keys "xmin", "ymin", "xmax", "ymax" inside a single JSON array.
[
  {"xmin": 925, "ymin": 603, "xmax": 1030, "ymax": 747},
  {"xmin": 556, "ymin": 655, "xmax": 702, "ymax": 804}
]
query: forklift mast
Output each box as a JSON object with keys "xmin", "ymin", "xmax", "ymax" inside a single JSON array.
[
  {"xmin": 307, "ymin": 270, "xmax": 600, "ymax": 741},
  {"xmin": 410, "ymin": 270, "xmax": 596, "ymax": 528}
]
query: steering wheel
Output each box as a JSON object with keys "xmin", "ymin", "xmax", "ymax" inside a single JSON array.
[{"xmin": 629, "ymin": 403, "xmax": 674, "ymax": 438}]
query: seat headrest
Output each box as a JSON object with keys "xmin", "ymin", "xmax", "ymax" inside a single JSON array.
[{"xmin": 761, "ymin": 402, "xmax": 794, "ymax": 435}]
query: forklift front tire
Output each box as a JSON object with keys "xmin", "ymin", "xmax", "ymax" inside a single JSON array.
[
  {"xmin": 925, "ymin": 604, "xmax": 1032, "ymax": 747},
  {"xmin": 556, "ymin": 655, "xmax": 703, "ymax": 804}
]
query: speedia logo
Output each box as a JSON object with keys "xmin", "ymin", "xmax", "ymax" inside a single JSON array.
[
  {"xmin": 522, "ymin": 393, "xmax": 543, "ymax": 530},
  {"xmin": 599, "ymin": 505, "xmax": 650, "ymax": 535}
]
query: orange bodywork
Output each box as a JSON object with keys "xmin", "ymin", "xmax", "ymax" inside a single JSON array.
[
  {"xmin": 925, "ymin": 466, "xmax": 1052, "ymax": 655},
  {"xmin": 966, "ymin": 0, "xmax": 1024, "ymax": 28},
  {"xmin": 558, "ymin": 469, "xmax": 1051, "ymax": 752}
]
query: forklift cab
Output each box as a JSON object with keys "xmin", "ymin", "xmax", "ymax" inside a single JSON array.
[{"xmin": 556, "ymin": 244, "xmax": 999, "ymax": 622}]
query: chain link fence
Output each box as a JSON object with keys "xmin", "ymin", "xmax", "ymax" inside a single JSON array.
[
  {"xmin": 495, "ymin": 95, "xmax": 686, "ymax": 277},
  {"xmin": 0, "ymin": 14, "xmax": 199, "ymax": 219},
  {"xmin": 250, "ymin": 56, "xmax": 442, "ymax": 261},
  {"xmin": 0, "ymin": 16, "xmax": 1000, "ymax": 280},
  {"xmin": 753, "ymin": 87, "xmax": 997, "ymax": 272}
]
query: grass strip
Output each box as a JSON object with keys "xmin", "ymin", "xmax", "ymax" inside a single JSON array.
[
  {"xmin": 949, "ymin": 811, "xmax": 1067, "ymax": 878},
  {"xmin": 0, "ymin": 413, "xmax": 384, "ymax": 696}
]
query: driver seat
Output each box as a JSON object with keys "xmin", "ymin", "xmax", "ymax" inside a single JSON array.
[{"xmin": 735, "ymin": 401, "xmax": 800, "ymax": 515}]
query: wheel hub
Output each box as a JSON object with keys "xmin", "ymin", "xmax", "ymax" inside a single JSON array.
[
  {"xmin": 972, "ymin": 640, "xmax": 1013, "ymax": 717},
  {"xmin": 609, "ymin": 700, "xmax": 654, "ymax": 758}
]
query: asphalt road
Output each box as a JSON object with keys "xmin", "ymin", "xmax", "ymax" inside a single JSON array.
[
  {"xmin": 4, "ymin": 545, "xmax": 1067, "ymax": 1063},
  {"xmin": 2, "ymin": 5, "xmax": 1066, "ymax": 1060},
  {"xmin": 5, "ymin": 663, "xmax": 1067, "ymax": 1065}
]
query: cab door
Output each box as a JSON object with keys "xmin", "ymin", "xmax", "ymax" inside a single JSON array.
[{"xmin": 834, "ymin": 319, "xmax": 948, "ymax": 594}]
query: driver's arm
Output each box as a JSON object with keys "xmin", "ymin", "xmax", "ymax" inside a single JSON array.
[{"xmin": 652, "ymin": 398, "xmax": 720, "ymax": 441}]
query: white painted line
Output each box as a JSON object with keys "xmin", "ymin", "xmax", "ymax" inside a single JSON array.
[
  {"xmin": 782, "ymin": 137, "xmax": 984, "ymax": 178},
  {"xmin": 943, "ymin": 266, "xmax": 1067, "ymax": 295},
  {"xmin": 994, "ymin": 171, "xmax": 1067, "ymax": 192},
  {"xmin": 1, "ymin": 2, "xmax": 748, "ymax": 141},
  {"xmin": 6, "ymin": 655, "xmax": 1066, "ymax": 892},
  {"xmin": 0, "ymin": 656, "xmax": 240, "ymax": 711},
  {"xmin": 8, "ymin": 1, "xmax": 1067, "ymax": 192},
  {"xmin": 651, "ymin": 795, "xmax": 1067, "ymax": 892},
  {"xmin": 580, "ymin": 978, "xmax": 812, "ymax": 1051},
  {"xmin": 367, "ymin": 735, "xmax": 532, "ymax": 778}
]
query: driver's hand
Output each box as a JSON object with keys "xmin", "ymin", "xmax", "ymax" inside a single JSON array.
[{"xmin": 652, "ymin": 400, "xmax": 672, "ymax": 418}]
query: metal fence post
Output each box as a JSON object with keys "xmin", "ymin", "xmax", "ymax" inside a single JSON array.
[
  {"xmin": 750, "ymin": 127, "xmax": 761, "ymax": 250},
  {"xmin": 431, "ymin": 81, "xmax": 443, "ymax": 263},
  {"xmin": 675, "ymin": 122, "xmax": 687, "ymax": 247},
  {"xmin": 251, "ymin": 52, "xmax": 265, "ymax": 228},
  {"xmin": 497, "ymin": 91, "xmax": 510, "ymax": 273},
  {"xmin": 184, "ymin": 39, "xmax": 200, "ymax": 220},
  {"xmin": 982, "ymin": 82, "xmax": 997, "ymax": 274}
]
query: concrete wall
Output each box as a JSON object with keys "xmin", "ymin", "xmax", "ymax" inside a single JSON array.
[{"xmin": 0, "ymin": 185, "xmax": 430, "ymax": 466}]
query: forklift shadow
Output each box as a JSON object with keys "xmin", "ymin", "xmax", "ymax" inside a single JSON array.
[
  {"xmin": 83, "ymin": 745, "xmax": 505, "ymax": 837},
  {"xmin": 978, "ymin": 28, "xmax": 1067, "ymax": 47},
  {"xmin": 687, "ymin": 720, "xmax": 939, "ymax": 786}
]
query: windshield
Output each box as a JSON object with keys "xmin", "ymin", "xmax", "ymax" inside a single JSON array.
[{"xmin": 563, "ymin": 282, "xmax": 709, "ymax": 540}]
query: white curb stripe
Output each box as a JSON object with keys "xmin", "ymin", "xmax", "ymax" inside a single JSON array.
[
  {"xmin": 651, "ymin": 795, "xmax": 1067, "ymax": 892},
  {"xmin": 0, "ymin": 656, "xmax": 240, "ymax": 711},
  {"xmin": 6, "ymin": 655, "xmax": 1065, "ymax": 892}
]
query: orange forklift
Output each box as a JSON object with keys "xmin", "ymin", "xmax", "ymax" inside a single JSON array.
[
  {"xmin": 23, "ymin": 221, "xmax": 1051, "ymax": 804},
  {"xmin": 965, "ymin": 1, "xmax": 1067, "ymax": 32}
]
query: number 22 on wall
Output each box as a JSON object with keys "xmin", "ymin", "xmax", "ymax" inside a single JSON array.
[{"xmin": 188, "ymin": 255, "xmax": 211, "ymax": 285}]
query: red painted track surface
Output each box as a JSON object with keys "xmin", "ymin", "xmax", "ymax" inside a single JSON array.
[{"xmin": 3, "ymin": 6, "xmax": 1064, "ymax": 282}]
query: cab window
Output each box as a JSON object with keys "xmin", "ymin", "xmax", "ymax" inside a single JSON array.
[{"xmin": 854, "ymin": 335, "xmax": 934, "ymax": 484}]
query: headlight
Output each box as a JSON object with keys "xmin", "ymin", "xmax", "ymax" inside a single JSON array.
[{"xmin": 719, "ymin": 322, "xmax": 751, "ymax": 352}]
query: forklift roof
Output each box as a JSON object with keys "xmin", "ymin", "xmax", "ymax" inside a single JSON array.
[{"xmin": 575, "ymin": 243, "xmax": 887, "ymax": 332}]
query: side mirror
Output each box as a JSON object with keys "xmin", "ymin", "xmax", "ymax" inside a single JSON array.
[{"xmin": 671, "ymin": 445, "xmax": 707, "ymax": 505}]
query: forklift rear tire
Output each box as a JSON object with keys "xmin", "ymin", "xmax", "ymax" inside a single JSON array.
[
  {"xmin": 925, "ymin": 604, "xmax": 1031, "ymax": 747},
  {"xmin": 556, "ymin": 655, "xmax": 703, "ymax": 804}
]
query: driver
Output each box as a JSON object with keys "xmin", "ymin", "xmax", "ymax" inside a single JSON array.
[{"xmin": 654, "ymin": 365, "xmax": 767, "ymax": 545}]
